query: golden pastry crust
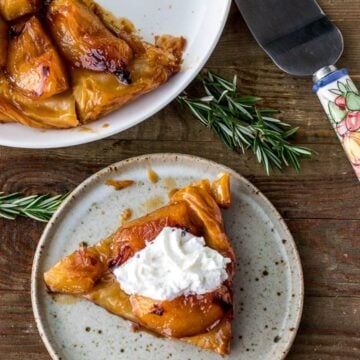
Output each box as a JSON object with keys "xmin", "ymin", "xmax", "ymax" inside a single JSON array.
[
  {"xmin": 44, "ymin": 175, "xmax": 235, "ymax": 355},
  {"xmin": 0, "ymin": 75, "xmax": 78, "ymax": 128},
  {"xmin": 72, "ymin": 35, "xmax": 185, "ymax": 123}
]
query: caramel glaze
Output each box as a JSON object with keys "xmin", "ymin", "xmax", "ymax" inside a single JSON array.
[
  {"xmin": 120, "ymin": 208, "xmax": 132, "ymax": 225},
  {"xmin": 105, "ymin": 179, "xmax": 134, "ymax": 191},
  {"xmin": 44, "ymin": 174, "xmax": 234, "ymax": 355},
  {"xmin": 147, "ymin": 168, "xmax": 159, "ymax": 184}
]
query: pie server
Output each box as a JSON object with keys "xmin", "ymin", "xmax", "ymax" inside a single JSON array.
[{"xmin": 235, "ymin": 0, "xmax": 360, "ymax": 180}]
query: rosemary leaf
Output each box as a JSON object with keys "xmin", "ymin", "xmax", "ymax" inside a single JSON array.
[
  {"xmin": 0, "ymin": 192, "xmax": 67, "ymax": 222},
  {"xmin": 178, "ymin": 71, "xmax": 313, "ymax": 174}
]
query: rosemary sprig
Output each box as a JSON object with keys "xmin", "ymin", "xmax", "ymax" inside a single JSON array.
[
  {"xmin": 178, "ymin": 71, "xmax": 313, "ymax": 174},
  {"xmin": 0, "ymin": 192, "xmax": 67, "ymax": 222}
]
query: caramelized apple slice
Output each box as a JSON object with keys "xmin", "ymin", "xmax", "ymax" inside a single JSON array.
[
  {"xmin": 130, "ymin": 292, "xmax": 227, "ymax": 338},
  {"xmin": 7, "ymin": 17, "xmax": 69, "ymax": 99},
  {"xmin": 44, "ymin": 243, "xmax": 107, "ymax": 294},
  {"xmin": 81, "ymin": 0, "xmax": 145, "ymax": 56},
  {"xmin": 47, "ymin": 0, "xmax": 133, "ymax": 83},
  {"xmin": 0, "ymin": 0, "xmax": 40, "ymax": 21},
  {"xmin": 0, "ymin": 16, "xmax": 7, "ymax": 68}
]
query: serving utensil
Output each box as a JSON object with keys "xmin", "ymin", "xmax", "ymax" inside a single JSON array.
[{"xmin": 235, "ymin": 0, "xmax": 360, "ymax": 180}]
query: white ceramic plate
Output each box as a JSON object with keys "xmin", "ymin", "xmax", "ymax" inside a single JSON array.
[
  {"xmin": 32, "ymin": 154, "xmax": 303, "ymax": 360},
  {"xmin": 31, "ymin": 154, "xmax": 303, "ymax": 360},
  {"xmin": 0, "ymin": 0, "xmax": 231, "ymax": 149}
]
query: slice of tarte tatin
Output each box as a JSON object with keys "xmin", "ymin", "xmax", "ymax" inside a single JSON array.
[
  {"xmin": 0, "ymin": 0, "xmax": 186, "ymax": 128},
  {"xmin": 44, "ymin": 174, "xmax": 235, "ymax": 355}
]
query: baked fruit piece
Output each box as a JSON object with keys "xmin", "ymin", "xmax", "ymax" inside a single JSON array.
[
  {"xmin": 44, "ymin": 174, "xmax": 235, "ymax": 355},
  {"xmin": 0, "ymin": 14, "xmax": 77, "ymax": 127},
  {"xmin": 7, "ymin": 16, "xmax": 69, "ymax": 99},
  {"xmin": 0, "ymin": 15, "xmax": 78, "ymax": 129},
  {"xmin": 47, "ymin": 0, "xmax": 134, "ymax": 82},
  {"xmin": 0, "ymin": 0, "xmax": 40, "ymax": 21}
]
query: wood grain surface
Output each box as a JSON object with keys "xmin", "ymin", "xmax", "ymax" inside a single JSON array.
[{"xmin": 1, "ymin": 1, "xmax": 360, "ymax": 359}]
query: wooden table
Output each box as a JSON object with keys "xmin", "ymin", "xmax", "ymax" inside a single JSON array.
[{"xmin": 1, "ymin": 2, "xmax": 359, "ymax": 359}]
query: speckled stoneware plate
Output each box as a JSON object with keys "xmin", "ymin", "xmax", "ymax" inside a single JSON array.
[
  {"xmin": 32, "ymin": 154, "xmax": 303, "ymax": 360},
  {"xmin": 0, "ymin": 0, "xmax": 231, "ymax": 149}
]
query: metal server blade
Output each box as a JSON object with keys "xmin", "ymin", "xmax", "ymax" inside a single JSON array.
[{"xmin": 235, "ymin": 0, "xmax": 344, "ymax": 76}]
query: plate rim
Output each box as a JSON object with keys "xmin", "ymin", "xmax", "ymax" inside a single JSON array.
[
  {"xmin": 31, "ymin": 153, "xmax": 304, "ymax": 359},
  {"xmin": 0, "ymin": 0, "xmax": 232, "ymax": 149}
]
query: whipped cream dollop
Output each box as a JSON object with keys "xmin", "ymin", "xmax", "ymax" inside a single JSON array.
[{"xmin": 113, "ymin": 227, "xmax": 231, "ymax": 301}]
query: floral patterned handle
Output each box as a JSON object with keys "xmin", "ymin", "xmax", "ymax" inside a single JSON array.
[{"xmin": 314, "ymin": 68, "xmax": 360, "ymax": 181}]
